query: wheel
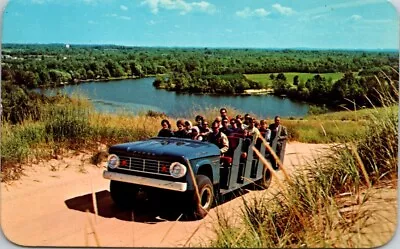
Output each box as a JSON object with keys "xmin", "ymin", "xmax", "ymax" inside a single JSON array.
[
  {"xmin": 192, "ymin": 175, "xmax": 214, "ymax": 219},
  {"xmin": 110, "ymin": 180, "xmax": 139, "ymax": 209},
  {"xmin": 254, "ymin": 166, "xmax": 272, "ymax": 190}
]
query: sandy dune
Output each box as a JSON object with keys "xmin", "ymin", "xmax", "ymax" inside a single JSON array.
[{"xmin": 0, "ymin": 143, "xmax": 346, "ymax": 247}]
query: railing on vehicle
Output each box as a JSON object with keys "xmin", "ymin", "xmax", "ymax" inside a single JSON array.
[{"xmin": 219, "ymin": 132, "xmax": 269, "ymax": 192}]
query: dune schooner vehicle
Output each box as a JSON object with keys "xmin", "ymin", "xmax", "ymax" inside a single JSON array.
[{"xmin": 103, "ymin": 134, "xmax": 272, "ymax": 219}]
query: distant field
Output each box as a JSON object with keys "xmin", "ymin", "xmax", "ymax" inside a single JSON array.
[{"xmin": 244, "ymin": 72, "xmax": 346, "ymax": 86}]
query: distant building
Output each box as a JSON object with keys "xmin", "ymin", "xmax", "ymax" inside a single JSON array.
[{"xmin": 65, "ymin": 44, "xmax": 70, "ymax": 49}]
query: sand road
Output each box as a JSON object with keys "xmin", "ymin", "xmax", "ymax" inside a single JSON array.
[{"xmin": 1, "ymin": 142, "xmax": 329, "ymax": 247}]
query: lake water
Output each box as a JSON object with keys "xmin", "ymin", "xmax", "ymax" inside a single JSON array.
[{"xmin": 39, "ymin": 77, "xmax": 309, "ymax": 118}]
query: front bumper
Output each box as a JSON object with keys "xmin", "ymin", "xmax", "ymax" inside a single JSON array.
[{"xmin": 103, "ymin": 170, "xmax": 187, "ymax": 192}]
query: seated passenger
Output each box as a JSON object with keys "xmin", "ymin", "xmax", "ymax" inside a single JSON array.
[
  {"xmin": 243, "ymin": 113, "xmax": 251, "ymax": 128},
  {"xmin": 199, "ymin": 120, "xmax": 211, "ymax": 138},
  {"xmin": 259, "ymin": 119, "xmax": 271, "ymax": 141},
  {"xmin": 234, "ymin": 118, "xmax": 245, "ymax": 134},
  {"xmin": 158, "ymin": 119, "xmax": 174, "ymax": 137},
  {"xmin": 220, "ymin": 118, "xmax": 233, "ymax": 136},
  {"xmin": 190, "ymin": 126, "xmax": 203, "ymax": 141},
  {"xmin": 207, "ymin": 121, "xmax": 229, "ymax": 154},
  {"xmin": 214, "ymin": 116, "xmax": 223, "ymax": 128},
  {"xmin": 235, "ymin": 114, "xmax": 247, "ymax": 130},
  {"xmin": 229, "ymin": 118, "xmax": 241, "ymax": 133},
  {"xmin": 184, "ymin": 120, "xmax": 193, "ymax": 138},
  {"xmin": 220, "ymin": 107, "xmax": 230, "ymax": 121},
  {"xmin": 174, "ymin": 119, "xmax": 187, "ymax": 138},
  {"xmin": 195, "ymin": 115, "xmax": 204, "ymax": 129},
  {"xmin": 245, "ymin": 117, "xmax": 261, "ymax": 141}
]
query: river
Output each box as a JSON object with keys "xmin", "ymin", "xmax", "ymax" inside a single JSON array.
[{"xmin": 38, "ymin": 77, "xmax": 309, "ymax": 118}]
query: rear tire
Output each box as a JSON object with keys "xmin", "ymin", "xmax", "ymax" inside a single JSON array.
[
  {"xmin": 254, "ymin": 166, "xmax": 272, "ymax": 190},
  {"xmin": 192, "ymin": 175, "xmax": 214, "ymax": 219},
  {"xmin": 110, "ymin": 180, "xmax": 139, "ymax": 209}
]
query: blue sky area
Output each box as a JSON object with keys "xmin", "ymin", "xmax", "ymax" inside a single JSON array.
[{"xmin": 2, "ymin": 0, "xmax": 399, "ymax": 49}]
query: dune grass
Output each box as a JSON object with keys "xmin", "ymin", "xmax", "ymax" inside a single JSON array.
[
  {"xmin": 208, "ymin": 74, "xmax": 398, "ymax": 248},
  {"xmin": 1, "ymin": 75, "xmax": 397, "ymax": 183},
  {"xmin": 0, "ymin": 97, "xmax": 394, "ymax": 182}
]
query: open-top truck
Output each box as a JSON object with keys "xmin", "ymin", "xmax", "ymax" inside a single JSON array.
[{"xmin": 103, "ymin": 133, "xmax": 272, "ymax": 219}]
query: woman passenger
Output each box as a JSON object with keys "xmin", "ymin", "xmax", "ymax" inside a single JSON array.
[
  {"xmin": 184, "ymin": 120, "xmax": 193, "ymax": 138},
  {"xmin": 174, "ymin": 119, "xmax": 187, "ymax": 138},
  {"xmin": 158, "ymin": 119, "xmax": 174, "ymax": 137},
  {"xmin": 190, "ymin": 126, "xmax": 203, "ymax": 141},
  {"xmin": 195, "ymin": 115, "xmax": 204, "ymax": 129}
]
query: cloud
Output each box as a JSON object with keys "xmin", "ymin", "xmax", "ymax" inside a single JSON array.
[
  {"xmin": 88, "ymin": 20, "xmax": 97, "ymax": 24},
  {"xmin": 254, "ymin": 8, "xmax": 270, "ymax": 17},
  {"xmin": 191, "ymin": 1, "xmax": 215, "ymax": 13},
  {"xmin": 350, "ymin": 14, "xmax": 362, "ymax": 21},
  {"xmin": 106, "ymin": 13, "xmax": 131, "ymax": 20},
  {"xmin": 236, "ymin": 7, "xmax": 251, "ymax": 18},
  {"xmin": 236, "ymin": 7, "xmax": 270, "ymax": 18},
  {"xmin": 120, "ymin": 5, "xmax": 128, "ymax": 11},
  {"xmin": 272, "ymin": 3, "xmax": 294, "ymax": 16},
  {"xmin": 141, "ymin": 0, "xmax": 216, "ymax": 15}
]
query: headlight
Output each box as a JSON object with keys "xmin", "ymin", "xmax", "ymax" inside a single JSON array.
[
  {"xmin": 107, "ymin": 154, "xmax": 120, "ymax": 169},
  {"xmin": 169, "ymin": 162, "xmax": 187, "ymax": 178}
]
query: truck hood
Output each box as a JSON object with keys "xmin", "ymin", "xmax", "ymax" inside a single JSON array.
[{"xmin": 108, "ymin": 137, "xmax": 220, "ymax": 160}]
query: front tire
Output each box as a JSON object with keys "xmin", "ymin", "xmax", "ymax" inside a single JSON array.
[
  {"xmin": 110, "ymin": 180, "xmax": 139, "ymax": 209},
  {"xmin": 192, "ymin": 175, "xmax": 214, "ymax": 219}
]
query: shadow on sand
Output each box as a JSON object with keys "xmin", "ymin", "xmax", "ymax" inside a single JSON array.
[{"xmin": 64, "ymin": 188, "xmax": 250, "ymax": 223}]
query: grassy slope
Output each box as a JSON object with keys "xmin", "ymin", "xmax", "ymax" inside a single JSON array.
[{"xmin": 2, "ymin": 102, "xmax": 396, "ymax": 179}]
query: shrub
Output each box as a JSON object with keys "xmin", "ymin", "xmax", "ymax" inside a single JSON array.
[
  {"xmin": 307, "ymin": 104, "xmax": 329, "ymax": 115},
  {"xmin": 43, "ymin": 104, "xmax": 91, "ymax": 142}
]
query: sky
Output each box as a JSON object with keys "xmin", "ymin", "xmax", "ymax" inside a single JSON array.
[{"xmin": 1, "ymin": 0, "xmax": 399, "ymax": 49}]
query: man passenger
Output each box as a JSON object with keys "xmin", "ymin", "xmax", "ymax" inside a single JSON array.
[
  {"xmin": 220, "ymin": 118, "xmax": 233, "ymax": 136},
  {"xmin": 268, "ymin": 115, "xmax": 288, "ymax": 170},
  {"xmin": 220, "ymin": 107, "xmax": 229, "ymax": 120},
  {"xmin": 208, "ymin": 120, "xmax": 229, "ymax": 154}
]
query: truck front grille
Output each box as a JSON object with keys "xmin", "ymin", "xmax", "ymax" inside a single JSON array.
[{"xmin": 117, "ymin": 156, "xmax": 172, "ymax": 176}]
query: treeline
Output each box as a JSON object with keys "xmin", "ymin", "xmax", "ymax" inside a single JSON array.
[
  {"xmin": 153, "ymin": 73, "xmax": 262, "ymax": 94},
  {"xmin": 270, "ymin": 68, "xmax": 398, "ymax": 107},
  {"xmin": 1, "ymin": 44, "xmax": 398, "ymax": 117},
  {"xmin": 2, "ymin": 44, "xmax": 397, "ymax": 89}
]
